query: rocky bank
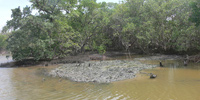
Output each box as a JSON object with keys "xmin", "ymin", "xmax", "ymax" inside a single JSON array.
[{"xmin": 49, "ymin": 60, "xmax": 157, "ymax": 83}]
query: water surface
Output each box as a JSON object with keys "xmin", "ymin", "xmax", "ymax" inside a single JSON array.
[{"xmin": 0, "ymin": 56, "xmax": 200, "ymax": 100}]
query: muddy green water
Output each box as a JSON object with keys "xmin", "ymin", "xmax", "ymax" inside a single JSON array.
[{"xmin": 1, "ymin": 56, "xmax": 200, "ymax": 100}]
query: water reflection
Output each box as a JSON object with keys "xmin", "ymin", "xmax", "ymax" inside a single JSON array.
[
  {"xmin": 0, "ymin": 68, "xmax": 15, "ymax": 100},
  {"xmin": 1, "ymin": 56, "xmax": 200, "ymax": 100}
]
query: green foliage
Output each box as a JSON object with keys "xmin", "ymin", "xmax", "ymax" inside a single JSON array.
[
  {"xmin": 7, "ymin": 16, "xmax": 55, "ymax": 60},
  {"xmin": 4, "ymin": 0, "xmax": 200, "ymax": 61},
  {"xmin": 189, "ymin": 0, "xmax": 200, "ymax": 26},
  {"xmin": 109, "ymin": 0, "xmax": 198, "ymax": 53},
  {"xmin": 97, "ymin": 44, "xmax": 106, "ymax": 55},
  {"xmin": 0, "ymin": 34, "xmax": 8, "ymax": 51},
  {"xmin": 7, "ymin": 6, "xmax": 22, "ymax": 30}
]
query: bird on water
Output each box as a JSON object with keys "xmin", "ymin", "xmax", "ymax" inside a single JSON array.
[{"xmin": 160, "ymin": 61, "xmax": 164, "ymax": 67}]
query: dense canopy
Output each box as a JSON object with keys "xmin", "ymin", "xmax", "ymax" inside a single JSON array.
[{"xmin": 1, "ymin": 0, "xmax": 200, "ymax": 61}]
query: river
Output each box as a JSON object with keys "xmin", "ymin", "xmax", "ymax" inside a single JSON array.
[{"xmin": 0, "ymin": 55, "xmax": 200, "ymax": 100}]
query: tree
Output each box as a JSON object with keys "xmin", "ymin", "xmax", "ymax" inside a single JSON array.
[
  {"xmin": 6, "ymin": 0, "xmax": 78, "ymax": 61},
  {"xmin": 6, "ymin": 6, "xmax": 22, "ymax": 30},
  {"xmin": 4, "ymin": 0, "xmax": 200, "ymax": 61},
  {"xmin": 0, "ymin": 34, "xmax": 7, "ymax": 51},
  {"xmin": 7, "ymin": 16, "xmax": 55, "ymax": 60},
  {"xmin": 189, "ymin": 0, "xmax": 200, "ymax": 26},
  {"xmin": 69, "ymin": 0, "xmax": 108, "ymax": 52}
]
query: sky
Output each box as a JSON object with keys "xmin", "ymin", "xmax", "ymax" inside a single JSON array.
[{"xmin": 0, "ymin": 0, "xmax": 119, "ymax": 31}]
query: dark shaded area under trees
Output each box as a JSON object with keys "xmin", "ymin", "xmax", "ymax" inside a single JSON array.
[{"xmin": 1, "ymin": 0, "xmax": 200, "ymax": 61}]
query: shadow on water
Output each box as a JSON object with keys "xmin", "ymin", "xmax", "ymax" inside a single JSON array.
[{"xmin": 1, "ymin": 55, "xmax": 200, "ymax": 100}]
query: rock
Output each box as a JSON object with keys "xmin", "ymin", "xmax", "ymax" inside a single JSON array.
[
  {"xmin": 150, "ymin": 73, "xmax": 157, "ymax": 79},
  {"xmin": 48, "ymin": 60, "xmax": 157, "ymax": 83},
  {"xmin": 128, "ymin": 70, "xmax": 133, "ymax": 73},
  {"xmin": 44, "ymin": 63, "xmax": 48, "ymax": 66}
]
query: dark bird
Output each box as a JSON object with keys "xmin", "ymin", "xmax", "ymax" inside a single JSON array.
[
  {"xmin": 150, "ymin": 73, "xmax": 157, "ymax": 79},
  {"xmin": 160, "ymin": 61, "xmax": 164, "ymax": 67}
]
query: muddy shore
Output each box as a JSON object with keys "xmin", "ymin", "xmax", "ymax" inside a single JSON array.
[{"xmin": 0, "ymin": 51, "xmax": 125, "ymax": 67}]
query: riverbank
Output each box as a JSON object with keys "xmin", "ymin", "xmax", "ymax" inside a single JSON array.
[{"xmin": 0, "ymin": 51, "xmax": 136, "ymax": 67}]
